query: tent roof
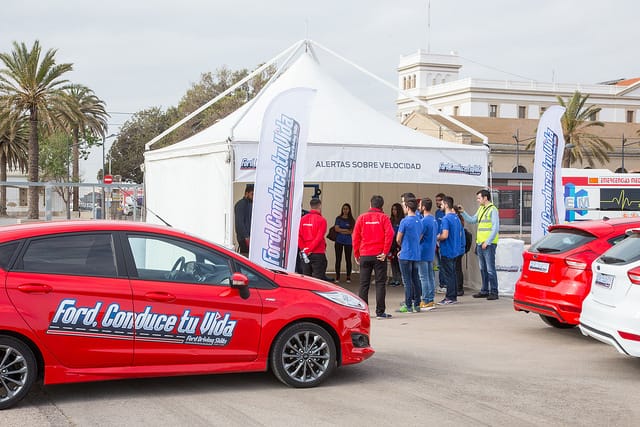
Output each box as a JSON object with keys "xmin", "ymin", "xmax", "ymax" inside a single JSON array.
[{"xmin": 148, "ymin": 52, "xmax": 486, "ymax": 157}]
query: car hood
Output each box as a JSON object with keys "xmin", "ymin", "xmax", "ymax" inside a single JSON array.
[{"xmin": 271, "ymin": 271, "xmax": 349, "ymax": 293}]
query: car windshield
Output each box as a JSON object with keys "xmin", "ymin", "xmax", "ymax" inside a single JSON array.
[
  {"xmin": 529, "ymin": 228, "xmax": 595, "ymax": 254},
  {"xmin": 598, "ymin": 233, "xmax": 640, "ymax": 264}
]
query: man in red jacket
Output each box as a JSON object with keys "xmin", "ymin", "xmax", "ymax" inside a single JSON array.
[
  {"xmin": 298, "ymin": 198, "xmax": 327, "ymax": 279},
  {"xmin": 353, "ymin": 195, "xmax": 395, "ymax": 319}
]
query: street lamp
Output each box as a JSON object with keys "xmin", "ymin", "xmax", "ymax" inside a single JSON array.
[
  {"xmin": 621, "ymin": 134, "xmax": 640, "ymax": 173},
  {"xmin": 512, "ymin": 129, "xmax": 535, "ymax": 173},
  {"xmin": 101, "ymin": 133, "xmax": 117, "ymax": 218}
]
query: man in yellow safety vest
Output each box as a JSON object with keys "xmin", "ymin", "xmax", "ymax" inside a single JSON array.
[{"xmin": 458, "ymin": 189, "xmax": 500, "ymax": 300}]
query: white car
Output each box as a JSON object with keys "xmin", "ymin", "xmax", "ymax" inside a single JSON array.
[{"xmin": 579, "ymin": 228, "xmax": 640, "ymax": 356}]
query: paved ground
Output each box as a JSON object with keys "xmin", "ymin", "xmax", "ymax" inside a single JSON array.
[{"xmin": 4, "ymin": 279, "xmax": 640, "ymax": 426}]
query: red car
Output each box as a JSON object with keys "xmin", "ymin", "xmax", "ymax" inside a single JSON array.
[
  {"xmin": 0, "ymin": 221, "xmax": 373, "ymax": 410},
  {"xmin": 514, "ymin": 218, "xmax": 640, "ymax": 328}
]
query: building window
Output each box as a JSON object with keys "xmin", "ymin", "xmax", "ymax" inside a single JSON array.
[
  {"xmin": 540, "ymin": 106, "xmax": 547, "ymax": 116},
  {"xmin": 412, "ymin": 75, "xmax": 416, "ymax": 89},
  {"xmin": 489, "ymin": 104, "xmax": 498, "ymax": 118},
  {"xmin": 518, "ymin": 106, "xmax": 526, "ymax": 119},
  {"xmin": 512, "ymin": 165, "xmax": 528, "ymax": 173},
  {"xmin": 627, "ymin": 110, "xmax": 634, "ymax": 123},
  {"xmin": 402, "ymin": 76, "xmax": 407, "ymax": 90},
  {"xmin": 453, "ymin": 106, "xmax": 459, "ymax": 116},
  {"xmin": 589, "ymin": 111, "xmax": 597, "ymax": 121}
]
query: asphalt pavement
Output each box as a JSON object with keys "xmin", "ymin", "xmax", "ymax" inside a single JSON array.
[{"xmin": 5, "ymin": 279, "xmax": 640, "ymax": 426}]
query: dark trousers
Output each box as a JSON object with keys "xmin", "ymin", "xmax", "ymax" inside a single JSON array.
[
  {"xmin": 302, "ymin": 253, "xmax": 327, "ymax": 280},
  {"xmin": 358, "ymin": 256, "xmax": 387, "ymax": 316},
  {"xmin": 441, "ymin": 256, "xmax": 458, "ymax": 301},
  {"xmin": 455, "ymin": 255, "xmax": 464, "ymax": 293},
  {"xmin": 238, "ymin": 237, "xmax": 249, "ymax": 256},
  {"xmin": 334, "ymin": 243, "xmax": 352, "ymax": 280}
]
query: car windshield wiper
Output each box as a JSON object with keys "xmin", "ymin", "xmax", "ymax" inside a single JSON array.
[
  {"xmin": 535, "ymin": 247, "xmax": 561, "ymax": 253},
  {"xmin": 599, "ymin": 255, "xmax": 626, "ymax": 264}
]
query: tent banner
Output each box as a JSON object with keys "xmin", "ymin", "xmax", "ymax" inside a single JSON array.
[
  {"xmin": 235, "ymin": 144, "xmax": 486, "ymax": 186},
  {"xmin": 249, "ymin": 87, "xmax": 316, "ymax": 271},
  {"xmin": 531, "ymin": 105, "xmax": 566, "ymax": 244}
]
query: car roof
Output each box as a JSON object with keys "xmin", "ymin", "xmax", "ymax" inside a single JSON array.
[
  {"xmin": 0, "ymin": 220, "xmax": 193, "ymax": 243},
  {"xmin": 549, "ymin": 217, "xmax": 640, "ymax": 237}
]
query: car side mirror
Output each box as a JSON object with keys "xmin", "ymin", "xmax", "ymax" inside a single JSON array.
[{"xmin": 231, "ymin": 272, "xmax": 250, "ymax": 299}]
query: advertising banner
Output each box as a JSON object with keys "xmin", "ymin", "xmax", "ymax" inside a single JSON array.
[
  {"xmin": 249, "ymin": 87, "xmax": 316, "ymax": 271},
  {"xmin": 531, "ymin": 105, "xmax": 566, "ymax": 244}
]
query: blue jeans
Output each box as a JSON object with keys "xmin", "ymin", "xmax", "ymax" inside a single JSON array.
[
  {"xmin": 417, "ymin": 260, "xmax": 435, "ymax": 303},
  {"xmin": 399, "ymin": 259, "xmax": 421, "ymax": 308},
  {"xmin": 440, "ymin": 256, "xmax": 458, "ymax": 301},
  {"xmin": 477, "ymin": 243, "xmax": 498, "ymax": 295}
]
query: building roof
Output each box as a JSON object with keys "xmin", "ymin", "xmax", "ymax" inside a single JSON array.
[{"xmin": 615, "ymin": 78, "xmax": 640, "ymax": 86}]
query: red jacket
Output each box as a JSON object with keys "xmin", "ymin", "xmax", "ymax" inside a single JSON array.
[
  {"xmin": 352, "ymin": 208, "xmax": 394, "ymax": 258},
  {"xmin": 298, "ymin": 210, "xmax": 327, "ymax": 255}
]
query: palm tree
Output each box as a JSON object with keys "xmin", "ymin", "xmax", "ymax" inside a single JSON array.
[
  {"xmin": 60, "ymin": 84, "xmax": 109, "ymax": 211},
  {"xmin": 0, "ymin": 40, "xmax": 73, "ymax": 219},
  {"xmin": 557, "ymin": 91, "xmax": 613, "ymax": 168},
  {"xmin": 0, "ymin": 103, "xmax": 28, "ymax": 216}
]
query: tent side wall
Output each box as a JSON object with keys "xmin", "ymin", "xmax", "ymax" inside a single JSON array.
[{"xmin": 145, "ymin": 145, "xmax": 233, "ymax": 246}]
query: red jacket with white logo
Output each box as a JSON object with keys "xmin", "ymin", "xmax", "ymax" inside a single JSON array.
[
  {"xmin": 298, "ymin": 210, "xmax": 327, "ymax": 255},
  {"xmin": 352, "ymin": 208, "xmax": 394, "ymax": 259}
]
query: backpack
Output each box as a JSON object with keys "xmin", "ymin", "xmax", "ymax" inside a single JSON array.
[{"xmin": 464, "ymin": 228, "xmax": 473, "ymax": 254}]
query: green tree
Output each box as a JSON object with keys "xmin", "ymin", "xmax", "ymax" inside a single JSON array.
[
  {"xmin": 0, "ymin": 104, "xmax": 28, "ymax": 216},
  {"xmin": 109, "ymin": 107, "xmax": 175, "ymax": 183},
  {"xmin": 557, "ymin": 91, "xmax": 613, "ymax": 167},
  {"xmin": 60, "ymin": 84, "xmax": 109, "ymax": 211},
  {"xmin": 0, "ymin": 40, "xmax": 73, "ymax": 218},
  {"xmin": 39, "ymin": 131, "xmax": 73, "ymax": 217}
]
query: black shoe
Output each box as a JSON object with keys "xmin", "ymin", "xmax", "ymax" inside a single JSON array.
[
  {"xmin": 457, "ymin": 291, "xmax": 465, "ymax": 296},
  {"xmin": 487, "ymin": 294, "xmax": 499, "ymax": 300},
  {"xmin": 473, "ymin": 292, "xmax": 489, "ymax": 298}
]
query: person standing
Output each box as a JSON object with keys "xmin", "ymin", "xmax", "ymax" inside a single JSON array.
[
  {"xmin": 334, "ymin": 203, "xmax": 355, "ymax": 283},
  {"xmin": 455, "ymin": 207, "xmax": 467, "ymax": 296},
  {"xmin": 353, "ymin": 195, "xmax": 395, "ymax": 319},
  {"xmin": 396, "ymin": 198, "xmax": 422, "ymax": 313},
  {"xmin": 437, "ymin": 196, "xmax": 463, "ymax": 305},
  {"xmin": 387, "ymin": 202, "xmax": 404, "ymax": 287},
  {"xmin": 418, "ymin": 197, "xmax": 438, "ymax": 310},
  {"xmin": 459, "ymin": 189, "xmax": 500, "ymax": 300},
  {"xmin": 298, "ymin": 198, "xmax": 328, "ymax": 280},
  {"xmin": 234, "ymin": 184, "xmax": 254, "ymax": 256},
  {"xmin": 434, "ymin": 192, "xmax": 447, "ymax": 293}
]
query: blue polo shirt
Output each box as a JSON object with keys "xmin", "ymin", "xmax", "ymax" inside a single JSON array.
[
  {"xmin": 420, "ymin": 215, "xmax": 437, "ymax": 262},
  {"xmin": 440, "ymin": 212, "xmax": 462, "ymax": 258},
  {"xmin": 398, "ymin": 215, "xmax": 422, "ymax": 261}
]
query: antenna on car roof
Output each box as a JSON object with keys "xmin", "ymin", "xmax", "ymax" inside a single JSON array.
[{"xmin": 144, "ymin": 205, "xmax": 172, "ymax": 227}]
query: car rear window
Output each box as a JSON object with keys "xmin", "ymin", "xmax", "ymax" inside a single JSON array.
[
  {"xmin": 599, "ymin": 234, "xmax": 640, "ymax": 264},
  {"xmin": 529, "ymin": 228, "xmax": 596, "ymax": 254},
  {"xmin": 0, "ymin": 241, "xmax": 20, "ymax": 269}
]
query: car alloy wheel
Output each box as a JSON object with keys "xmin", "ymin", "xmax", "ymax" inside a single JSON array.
[
  {"xmin": 271, "ymin": 322, "xmax": 336, "ymax": 388},
  {"xmin": 0, "ymin": 336, "xmax": 37, "ymax": 410}
]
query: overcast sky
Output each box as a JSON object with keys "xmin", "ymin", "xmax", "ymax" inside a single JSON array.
[{"xmin": 2, "ymin": 0, "xmax": 639, "ymax": 180}]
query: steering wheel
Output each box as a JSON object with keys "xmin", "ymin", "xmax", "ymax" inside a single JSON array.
[{"xmin": 171, "ymin": 256, "xmax": 186, "ymax": 272}]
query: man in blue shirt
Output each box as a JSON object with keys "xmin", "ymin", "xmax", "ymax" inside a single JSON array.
[
  {"xmin": 418, "ymin": 197, "xmax": 438, "ymax": 310},
  {"xmin": 434, "ymin": 192, "xmax": 446, "ymax": 293},
  {"xmin": 437, "ymin": 196, "xmax": 463, "ymax": 305},
  {"xmin": 396, "ymin": 198, "xmax": 422, "ymax": 313}
]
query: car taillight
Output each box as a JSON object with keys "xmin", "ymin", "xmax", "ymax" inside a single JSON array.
[
  {"xmin": 627, "ymin": 266, "xmax": 640, "ymax": 285},
  {"xmin": 565, "ymin": 250, "xmax": 597, "ymax": 270}
]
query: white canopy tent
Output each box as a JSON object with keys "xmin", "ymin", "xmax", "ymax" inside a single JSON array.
[{"xmin": 144, "ymin": 40, "xmax": 489, "ymax": 248}]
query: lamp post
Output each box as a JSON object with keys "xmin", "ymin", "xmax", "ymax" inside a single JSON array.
[
  {"xmin": 621, "ymin": 134, "xmax": 640, "ymax": 173},
  {"xmin": 511, "ymin": 129, "xmax": 535, "ymax": 173},
  {"xmin": 101, "ymin": 133, "xmax": 117, "ymax": 218}
]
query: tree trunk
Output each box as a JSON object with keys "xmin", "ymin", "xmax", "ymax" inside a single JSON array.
[
  {"xmin": 72, "ymin": 128, "xmax": 80, "ymax": 212},
  {"xmin": 28, "ymin": 108, "xmax": 39, "ymax": 219},
  {"xmin": 0, "ymin": 151, "xmax": 6, "ymax": 217}
]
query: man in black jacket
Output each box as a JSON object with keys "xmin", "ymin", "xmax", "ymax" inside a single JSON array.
[{"xmin": 234, "ymin": 184, "xmax": 254, "ymax": 256}]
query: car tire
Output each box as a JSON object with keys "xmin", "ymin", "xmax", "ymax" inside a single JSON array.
[
  {"xmin": 270, "ymin": 322, "xmax": 336, "ymax": 388},
  {"xmin": 539, "ymin": 314, "xmax": 576, "ymax": 329},
  {"xmin": 0, "ymin": 336, "xmax": 37, "ymax": 410}
]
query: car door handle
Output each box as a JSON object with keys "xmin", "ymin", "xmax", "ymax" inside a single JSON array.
[
  {"xmin": 144, "ymin": 292, "xmax": 176, "ymax": 302},
  {"xmin": 17, "ymin": 284, "xmax": 53, "ymax": 293}
]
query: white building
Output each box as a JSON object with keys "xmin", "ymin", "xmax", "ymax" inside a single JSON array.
[{"xmin": 396, "ymin": 50, "xmax": 640, "ymax": 125}]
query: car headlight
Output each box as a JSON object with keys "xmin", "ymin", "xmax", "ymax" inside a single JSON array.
[{"xmin": 314, "ymin": 290, "xmax": 367, "ymax": 310}]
